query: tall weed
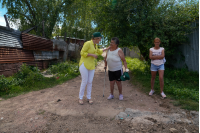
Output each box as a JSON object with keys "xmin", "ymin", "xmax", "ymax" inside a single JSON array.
[
  {"xmin": 126, "ymin": 57, "xmax": 199, "ymax": 110},
  {"xmin": 48, "ymin": 62, "xmax": 79, "ymax": 75}
]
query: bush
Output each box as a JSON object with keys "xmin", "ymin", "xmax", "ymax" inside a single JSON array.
[
  {"xmin": 48, "ymin": 61, "xmax": 79, "ymax": 75},
  {"xmin": 0, "ymin": 75, "xmax": 11, "ymax": 93},
  {"xmin": 126, "ymin": 57, "xmax": 199, "ymax": 106},
  {"xmin": 0, "ymin": 61, "xmax": 80, "ymax": 99},
  {"xmin": 13, "ymin": 64, "xmax": 44, "ymax": 86}
]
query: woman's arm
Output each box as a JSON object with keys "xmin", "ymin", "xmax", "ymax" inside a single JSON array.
[
  {"xmin": 87, "ymin": 53, "xmax": 98, "ymax": 59},
  {"xmin": 118, "ymin": 49, "xmax": 128, "ymax": 70},
  {"xmin": 103, "ymin": 46, "xmax": 110, "ymax": 52},
  {"xmin": 80, "ymin": 42, "xmax": 98, "ymax": 59},
  {"xmin": 97, "ymin": 46, "xmax": 110, "ymax": 56},
  {"xmin": 149, "ymin": 49, "xmax": 165, "ymax": 60}
]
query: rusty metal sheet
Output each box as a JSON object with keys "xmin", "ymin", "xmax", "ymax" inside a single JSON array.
[
  {"xmin": 33, "ymin": 51, "xmax": 59, "ymax": 61},
  {"xmin": 0, "ymin": 47, "xmax": 35, "ymax": 64},
  {"xmin": 22, "ymin": 33, "xmax": 53, "ymax": 51},
  {"xmin": 0, "ymin": 26, "xmax": 23, "ymax": 48},
  {"xmin": 0, "ymin": 62, "xmax": 22, "ymax": 77},
  {"xmin": 51, "ymin": 39, "xmax": 67, "ymax": 51},
  {"xmin": 68, "ymin": 43, "xmax": 80, "ymax": 51}
]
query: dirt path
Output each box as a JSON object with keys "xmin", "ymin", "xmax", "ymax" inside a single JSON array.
[{"xmin": 0, "ymin": 55, "xmax": 199, "ymax": 133}]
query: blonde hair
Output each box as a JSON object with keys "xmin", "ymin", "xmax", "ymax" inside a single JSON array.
[{"xmin": 154, "ymin": 37, "xmax": 161, "ymax": 43}]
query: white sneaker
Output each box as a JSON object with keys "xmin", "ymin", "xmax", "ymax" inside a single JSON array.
[
  {"xmin": 119, "ymin": 94, "xmax": 123, "ymax": 100},
  {"xmin": 107, "ymin": 94, "xmax": 114, "ymax": 100},
  {"xmin": 149, "ymin": 90, "xmax": 155, "ymax": 96},
  {"xmin": 161, "ymin": 92, "xmax": 166, "ymax": 98}
]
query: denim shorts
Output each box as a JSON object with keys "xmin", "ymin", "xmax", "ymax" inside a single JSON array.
[{"xmin": 150, "ymin": 63, "xmax": 165, "ymax": 71}]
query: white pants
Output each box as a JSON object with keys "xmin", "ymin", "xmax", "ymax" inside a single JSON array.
[{"xmin": 79, "ymin": 63, "xmax": 95, "ymax": 99}]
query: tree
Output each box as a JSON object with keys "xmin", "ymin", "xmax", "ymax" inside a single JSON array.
[
  {"xmin": 92, "ymin": 0, "xmax": 199, "ymax": 65},
  {"xmin": 1, "ymin": 0, "xmax": 72, "ymax": 39},
  {"xmin": 60, "ymin": 0, "xmax": 97, "ymax": 40}
]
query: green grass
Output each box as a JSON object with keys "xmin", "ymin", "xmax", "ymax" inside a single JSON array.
[
  {"xmin": 0, "ymin": 62, "xmax": 80, "ymax": 99},
  {"xmin": 126, "ymin": 57, "xmax": 199, "ymax": 111}
]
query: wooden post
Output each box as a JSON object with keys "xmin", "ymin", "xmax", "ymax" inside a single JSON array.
[
  {"xmin": 75, "ymin": 33, "xmax": 77, "ymax": 59},
  {"xmin": 42, "ymin": 20, "xmax": 45, "ymax": 37},
  {"xmin": 4, "ymin": 15, "xmax": 10, "ymax": 29},
  {"xmin": 68, "ymin": 34, "xmax": 70, "ymax": 44},
  {"xmin": 68, "ymin": 34, "xmax": 71, "ymax": 60},
  {"xmin": 64, "ymin": 32, "xmax": 67, "ymax": 41}
]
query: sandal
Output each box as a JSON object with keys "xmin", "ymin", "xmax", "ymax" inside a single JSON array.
[
  {"xmin": 87, "ymin": 99, "xmax": 93, "ymax": 105},
  {"xmin": 79, "ymin": 99, "xmax": 83, "ymax": 105}
]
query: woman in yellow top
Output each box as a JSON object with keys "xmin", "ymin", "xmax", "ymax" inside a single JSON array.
[{"xmin": 79, "ymin": 32, "xmax": 110, "ymax": 105}]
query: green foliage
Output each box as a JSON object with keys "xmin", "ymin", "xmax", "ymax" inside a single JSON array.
[
  {"xmin": 97, "ymin": 55, "xmax": 104, "ymax": 62},
  {"xmin": 11, "ymin": 64, "xmax": 44, "ymax": 88},
  {"xmin": 48, "ymin": 61, "xmax": 79, "ymax": 75},
  {"xmin": 60, "ymin": 0, "xmax": 97, "ymax": 40},
  {"xmin": 0, "ymin": 75, "xmax": 11, "ymax": 93},
  {"xmin": 126, "ymin": 57, "xmax": 199, "ymax": 110},
  {"xmin": 0, "ymin": 62, "xmax": 80, "ymax": 99},
  {"xmin": 1, "ymin": 0, "xmax": 72, "ymax": 38},
  {"xmin": 93, "ymin": 0, "xmax": 199, "ymax": 64},
  {"xmin": 94, "ymin": 55, "xmax": 104, "ymax": 66}
]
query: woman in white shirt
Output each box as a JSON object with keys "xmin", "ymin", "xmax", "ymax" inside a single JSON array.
[
  {"xmin": 149, "ymin": 37, "xmax": 166, "ymax": 98},
  {"xmin": 104, "ymin": 37, "xmax": 128, "ymax": 100}
]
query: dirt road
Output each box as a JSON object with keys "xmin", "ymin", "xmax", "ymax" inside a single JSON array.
[{"xmin": 0, "ymin": 57, "xmax": 199, "ymax": 133}]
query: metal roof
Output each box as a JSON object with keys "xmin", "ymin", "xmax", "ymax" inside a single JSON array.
[
  {"xmin": 22, "ymin": 33, "xmax": 53, "ymax": 51},
  {"xmin": 0, "ymin": 26, "xmax": 23, "ymax": 48}
]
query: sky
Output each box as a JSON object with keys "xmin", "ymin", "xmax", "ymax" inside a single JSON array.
[
  {"xmin": 0, "ymin": 3, "xmax": 7, "ymax": 27},
  {"xmin": 0, "ymin": 3, "xmax": 18, "ymax": 29}
]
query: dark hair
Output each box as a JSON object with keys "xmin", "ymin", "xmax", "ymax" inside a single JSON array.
[{"xmin": 111, "ymin": 37, "xmax": 119, "ymax": 47}]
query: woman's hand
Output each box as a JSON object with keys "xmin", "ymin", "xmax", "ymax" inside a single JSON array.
[
  {"xmin": 125, "ymin": 68, "xmax": 129, "ymax": 72},
  {"xmin": 93, "ymin": 54, "xmax": 98, "ymax": 59},
  {"xmin": 103, "ymin": 46, "xmax": 110, "ymax": 52}
]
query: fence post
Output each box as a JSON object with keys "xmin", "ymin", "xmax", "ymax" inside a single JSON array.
[
  {"xmin": 75, "ymin": 33, "xmax": 77, "ymax": 59},
  {"xmin": 64, "ymin": 32, "xmax": 67, "ymax": 41},
  {"xmin": 42, "ymin": 20, "xmax": 45, "ymax": 37}
]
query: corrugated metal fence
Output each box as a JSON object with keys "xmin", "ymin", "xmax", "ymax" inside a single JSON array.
[
  {"xmin": 173, "ymin": 20, "xmax": 199, "ymax": 73},
  {"xmin": 0, "ymin": 26, "xmax": 85, "ymax": 77}
]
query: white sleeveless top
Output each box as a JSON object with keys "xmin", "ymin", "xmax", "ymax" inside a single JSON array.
[
  {"xmin": 150, "ymin": 47, "xmax": 165, "ymax": 66},
  {"xmin": 106, "ymin": 48, "xmax": 122, "ymax": 71}
]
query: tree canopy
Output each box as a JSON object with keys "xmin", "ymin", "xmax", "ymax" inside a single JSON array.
[
  {"xmin": 93, "ymin": 0, "xmax": 199, "ymax": 64},
  {"xmin": 1, "ymin": 0, "xmax": 199, "ymax": 65},
  {"xmin": 1, "ymin": 0, "xmax": 72, "ymax": 38}
]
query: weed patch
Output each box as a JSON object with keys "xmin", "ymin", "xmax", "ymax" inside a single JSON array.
[
  {"xmin": 126, "ymin": 57, "xmax": 199, "ymax": 111},
  {"xmin": 0, "ymin": 62, "xmax": 80, "ymax": 99}
]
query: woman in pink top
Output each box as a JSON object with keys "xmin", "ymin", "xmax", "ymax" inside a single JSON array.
[{"xmin": 149, "ymin": 38, "xmax": 166, "ymax": 98}]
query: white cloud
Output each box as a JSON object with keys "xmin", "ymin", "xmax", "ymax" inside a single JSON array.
[
  {"xmin": 0, "ymin": 16, "xmax": 6, "ymax": 26},
  {"xmin": 0, "ymin": 16, "xmax": 18, "ymax": 30}
]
